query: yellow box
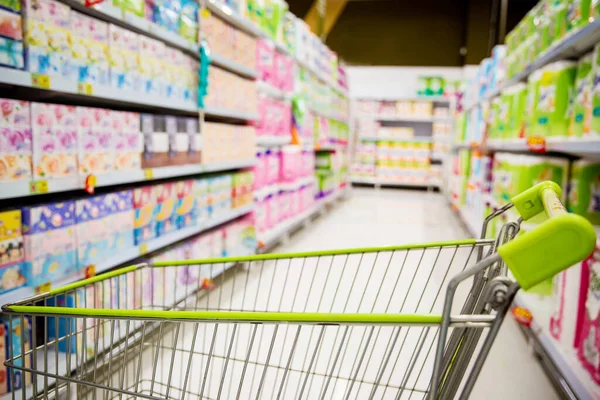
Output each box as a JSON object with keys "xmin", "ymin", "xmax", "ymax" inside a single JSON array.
[{"xmin": 0, "ymin": 210, "xmax": 22, "ymax": 242}]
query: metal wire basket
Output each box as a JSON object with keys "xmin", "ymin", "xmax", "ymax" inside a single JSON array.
[{"xmin": 2, "ymin": 182, "xmax": 596, "ymax": 399}]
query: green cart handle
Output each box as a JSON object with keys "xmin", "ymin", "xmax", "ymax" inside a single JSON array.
[{"xmin": 498, "ymin": 181, "xmax": 596, "ymax": 290}]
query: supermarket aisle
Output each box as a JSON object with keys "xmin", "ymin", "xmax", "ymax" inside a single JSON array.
[{"xmin": 273, "ymin": 187, "xmax": 559, "ymax": 400}]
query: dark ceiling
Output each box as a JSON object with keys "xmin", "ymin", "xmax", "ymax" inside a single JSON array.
[{"xmin": 287, "ymin": 0, "xmax": 537, "ymax": 66}]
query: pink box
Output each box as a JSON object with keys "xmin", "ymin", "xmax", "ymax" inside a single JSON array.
[
  {"xmin": 0, "ymin": 99, "xmax": 30, "ymax": 128},
  {"xmin": 156, "ymin": 182, "xmax": 175, "ymax": 203}
]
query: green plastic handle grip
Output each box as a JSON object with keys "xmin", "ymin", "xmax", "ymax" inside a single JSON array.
[{"xmin": 498, "ymin": 181, "xmax": 596, "ymax": 290}]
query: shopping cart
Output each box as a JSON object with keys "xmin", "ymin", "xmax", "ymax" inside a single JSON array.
[{"xmin": 2, "ymin": 181, "xmax": 596, "ymax": 400}]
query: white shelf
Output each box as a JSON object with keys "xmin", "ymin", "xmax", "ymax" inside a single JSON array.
[
  {"xmin": 205, "ymin": 0, "xmax": 264, "ymax": 37},
  {"xmin": 350, "ymin": 176, "xmax": 439, "ymax": 188},
  {"xmin": 256, "ymin": 136, "xmax": 292, "ymax": 146},
  {"xmin": 211, "ymin": 53, "xmax": 258, "ymax": 79},
  {"xmin": 0, "ymin": 205, "xmax": 254, "ymax": 307},
  {"xmin": 0, "ymin": 67, "xmax": 198, "ymax": 114},
  {"xmin": 359, "ymin": 136, "xmax": 433, "ymax": 143},
  {"xmin": 202, "ymin": 106, "xmax": 259, "ymax": 121},
  {"xmin": 257, "ymin": 81, "xmax": 292, "ymax": 101},
  {"xmin": 309, "ymin": 105, "xmax": 349, "ymax": 124},
  {"xmin": 0, "ymin": 160, "xmax": 256, "ymax": 200},
  {"xmin": 513, "ymin": 293, "xmax": 597, "ymax": 399},
  {"xmin": 58, "ymin": 0, "xmax": 198, "ymax": 55},
  {"xmin": 367, "ymin": 115, "xmax": 452, "ymax": 123},
  {"xmin": 356, "ymin": 96, "xmax": 451, "ymax": 103},
  {"xmin": 487, "ymin": 138, "xmax": 600, "ymax": 156}
]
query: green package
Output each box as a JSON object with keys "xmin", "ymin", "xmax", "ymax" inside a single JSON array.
[
  {"xmin": 497, "ymin": 90, "xmax": 514, "ymax": 139},
  {"xmin": 590, "ymin": 43, "xmax": 600, "ymax": 136},
  {"xmin": 525, "ymin": 69, "xmax": 543, "ymax": 137},
  {"xmin": 459, "ymin": 149, "xmax": 471, "ymax": 206},
  {"xmin": 568, "ymin": 0, "xmax": 591, "ymax": 32},
  {"xmin": 532, "ymin": 61, "xmax": 576, "ymax": 137},
  {"xmin": 569, "ymin": 53, "xmax": 593, "ymax": 138},
  {"xmin": 455, "ymin": 113, "xmax": 467, "ymax": 143},
  {"xmin": 549, "ymin": 3, "xmax": 569, "ymax": 46},
  {"xmin": 594, "ymin": 0, "xmax": 600, "ymax": 18},
  {"xmin": 488, "ymin": 97, "xmax": 501, "ymax": 140},
  {"xmin": 568, "ymin": 160, "xmax": 600, "ymax": 225},
  {"xmin": 282, "ymin": 12, "xmax": 296, "ymax": 56},
  {"xmin": 506, "ymin": 83, "xmax": 527, "ymax": 139},
  {"xmin": 117, "ymin": 0, "xmax": 145, "ymax": 17}
]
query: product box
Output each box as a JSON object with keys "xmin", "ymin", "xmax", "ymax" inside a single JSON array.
[
  {"xmin": 0, "ymin": 127, "xmax": 32, "ymax": 181},
  {"xmin": 0, "ymin": 210, "xmax": 26, "ymax": 294},
  {"xmin": 0, "ymin": 317, "xmax": 32, "ymax": 394},
  {"xmin": 133, "ymin": 204, "xmax": 156, "ymax": 244},
  {"xmin": 47, "ymin": 287, "xmax": 100, "ymax": 357},
  {"xmin": 31, "ymin": 103, "xmax": 78, "ymax": 179},
  {"xmin": 569, "ymin": 53, "xmax": 593, "ymax": 138},
  {"xmin": 75, "ymin": 195, "xmax": 108, "ymax": 268},
  {"xmin": 155, "ymin": 198, "xmax": 176, "ymax": 236},
  {"xmin": 104, "ymin": 190, "xmax": 134, "ymax": 252},
  {"xmin": 23, "ymin": 0, "xmax": 71, "ymax": 77},
  {"xmin": 108, "ymin": 24, "xmax": 140, "ymax": 91},
  {"xmin": 568, "ymin": 160, "xmax": 600, "ymax": 225},
  {"xmin": 133, "ymin": 185, "xmax": 158, "ymax": 208},
  {"xmin": 22, "ymin": 201, "xmax": 77, "ymax": 286},
  {"xmin": 175, "ymin": 195, "xmax": 196, "ymax": 229}
]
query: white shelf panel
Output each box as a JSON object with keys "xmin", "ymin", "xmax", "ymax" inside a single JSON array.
[
  {"xmin": 202, "ymin": 106, "xmax": 259, "ymax": 121},
  {"xmin": 0, "ymin": 67, "xmax": 198, "ymax": 114},
  {"xmin": 256, "ymin": 136, "xmax": 292, "ymax": 146},
  {"xmin": 211, "ymin": 53, "xmax": 258, "ymax": 79},
  {"xmin": 257, "ymin": 81, "xmax": 292, "ymax": 101},
  {"xmin": 205, "ymin": 0, "xmax": 264, "ymax": 37},
  {"xmin": 58, "ymin": 0, "xmax": 198, "ymax": 55},
  {"xmin": 487, "ymin": 138, "xmax": 600, "ymax": 156},
  {"xmin": 356, "ymin": 96, "xmax": 451, "ymax": 103},
  {"xmin": 0, "ymin": 160, "xmax": 256, "ymax": 200},
  {"xmin": 359, "ymin": 136, "xmax": 433, "ymax": 143},
  {"xmin": 0, "ymin": 205, "xmax": 254, "ymax": 307},
  {"xmin": 350, "ymin": 176, "xmax": 439, "ymax": 188},
  {"xmin": 513, "ymin": 293, "xmax": 597, "ymax": 400},
  {"xmin": 367, "ymin": 115, "xmax": 451, "ymax": 123}
]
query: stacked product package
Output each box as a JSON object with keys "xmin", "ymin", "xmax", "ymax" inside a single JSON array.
[
  {"xmin": 204, "ymin": 66, "xmax": 257, "ymax": 114},
  {"xmin": 253, "ymin": 146, "xmax": 315, "ymax": 236},
  {"xmin": 0, "ymin": 0, "xmax": 24, "ymax": 69},
  {"xmin": 202, "ymin": 122, "xmax": 256, "ymax": 163},
  {"xmin": 202, "ymin": 11, "xmax": 256, "ymax": 70}
]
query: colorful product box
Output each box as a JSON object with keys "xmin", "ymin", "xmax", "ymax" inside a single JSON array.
[
  {"xmin": 0, "ymin": 210, "xmax": 26, "ymax": 294},
  {"xmin": 108, "ymin": 24, "xmax": 140, "ymax": 91},
  {"xmin": 0, "ymin": 99, "xmax": 31, "ymax": 181},
  {"xmin": 155, "ymin": 198, "xmax": 176, "ymax": 236},
  {"xmin": 0, "ymin": 317, "xmax": 32, "ymax": 395},
  {"xmin": 47, "ymin": 287, "xmax": 100, "ymax": 357},
  {"xmin": 133, "ymin": 204, "xmax": 156, "ymax": 244},
  {"xmin": 76, "ymin": 195, "xmax": 109, "ymax": 268},
  {"xmin": 105, "ymin": 190, "xmax": 134, "ymax": 251},
  {"xmin": 31, "ymin": 103, "xmax": 78, "ymax": 179},
  {"xmin": 23, "ymin": 0, "xmax": 71, "ymax": 78},
  {"xmin": 22, "ymin": 201, "xmax": 77, "ymax": 286}
]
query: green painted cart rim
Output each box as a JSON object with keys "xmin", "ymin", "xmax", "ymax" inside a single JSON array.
[
  {"xmin": 5, "ymin": 306, "xmax": 443, "ymax": 324},
  {"xmin": 36, "ymin": 239, "xmax": 482, "ymax": 298}
]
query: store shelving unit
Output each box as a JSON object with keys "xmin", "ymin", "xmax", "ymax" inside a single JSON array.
[
  {"xmin": 369, "ymin": 115, "xmax": 452, "ymax": 123},
  {"xmin": 256, "ymin": 136, "xmax": 292, "ymax": 146},
  {"xmin": 256, "ymin": 81, "xmax": 292, "ymax": 101},
  {"xmin": 202, "ymin": 106, "xmax": 259, "ymax": 122},
  {"xmin": 0, "ymin": 159, "xmax": 257, "ymax": 200}
]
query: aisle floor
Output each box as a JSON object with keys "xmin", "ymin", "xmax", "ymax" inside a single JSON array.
[{"xmin": 272, "ymin": 187, "xmax": 559, "ymax": 400}]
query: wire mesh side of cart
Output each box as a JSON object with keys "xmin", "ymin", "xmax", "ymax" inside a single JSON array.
[{"xmin": 3, "ymin": 239, "xmax": 502, "ymax": 400}]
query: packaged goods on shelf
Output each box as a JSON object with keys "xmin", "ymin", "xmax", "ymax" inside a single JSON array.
[
  {"xmin": 256, "ymin": 95, "xmax": 292, "ymax": 139},
  {"xmin": 70, "ymin": 11, "xmax": 110, "ymax": 85},
  {"xmin": 0, "ymin": 1, "xmax": 23, "ymax": 69},
  {"xmin": 203, "ymin": 12, "xmax": 256, "ymax": 69},
  {"xmin": 204, "ymin": 66, "xmax": 258, "ymax": 114},
  {"xmin": 571, "ymin": 53, "xmax": 593, "ymax": 138},
  {"xmin": 0, "ymin": 210, "xmax": 26, "ymax": 294},
  {"xmin": 22, "ymin": 202, "xmax": 78, "ymax": 287},
  {"xmin": 141, "ymin": 114, "xmax": 199, "ymax": 168},
  {"xmin": 257, "ymin": 39, "xmax": 294, "ymax": 91},
  {"xmin": 232, "ymin": 170, "xmax": 254, "ymax": 208},
  {"xmin": 202, "ymin": 122, "xmax": 256, "ymax": 163},
  {"xmin": 568, "ymin": 160, "xmax": 600, "ymax": 225},
  {"xmin": 0, "ymin": 99, "xmax": 31, "ymax": 182},
  {"xmin": 0, "ymin": 316, "xmax": 32, "ymax": 394}
]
